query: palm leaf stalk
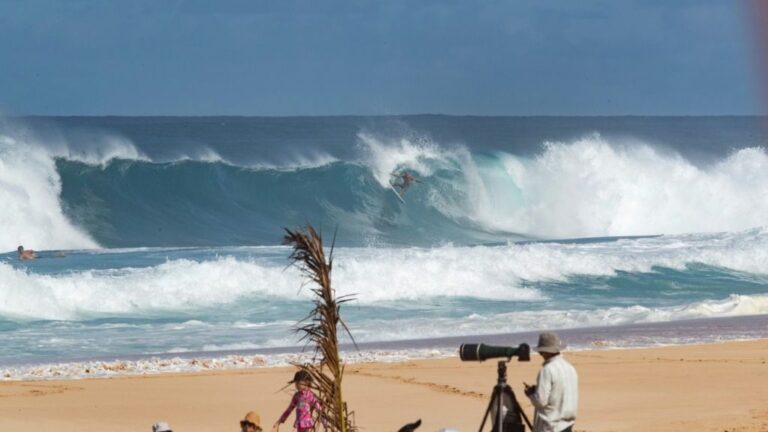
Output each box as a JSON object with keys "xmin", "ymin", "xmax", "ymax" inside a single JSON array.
[{"xmin": 283, "ymin": 225, "xmax": 356, "ymax": 432}]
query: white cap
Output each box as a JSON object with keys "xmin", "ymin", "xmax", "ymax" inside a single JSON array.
[{"xmin": 152, "ymin": 421, "xmax": 172, "ymax": 432}]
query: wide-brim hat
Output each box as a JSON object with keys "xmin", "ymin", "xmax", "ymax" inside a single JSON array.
[
  {"xmin": 241, "ymin": 411, "xmax": 262, "ymax": 430},
  {"xmin": 534, "ymin": 332, "xmax": 566, "ymax": 353}
]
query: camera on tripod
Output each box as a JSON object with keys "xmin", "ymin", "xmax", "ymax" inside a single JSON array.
[
  {"xmin": 458, "ymin": 342, "xmax": 532, "ymax": 432},
  {"xmin": 459, "ymin": 343, "xmax": 531, "ymax": 362}
]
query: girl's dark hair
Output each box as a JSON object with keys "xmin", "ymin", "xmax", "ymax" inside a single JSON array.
[{"xmin": 290, "ymin": 370, "xmax": 312, "ymax": 383}]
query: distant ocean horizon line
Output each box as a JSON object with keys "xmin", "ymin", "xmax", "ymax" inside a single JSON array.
[{"xmin": 8, "ymin": 113, "xmax": 768, "ymax": 119}]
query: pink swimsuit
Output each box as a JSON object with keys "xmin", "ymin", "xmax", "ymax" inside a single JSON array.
[{"xmin": 279, "ymin": 388, "xmax": 321, "ymax": 431}]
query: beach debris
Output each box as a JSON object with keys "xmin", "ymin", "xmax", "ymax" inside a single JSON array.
[{"xmin": 1, "ymin": 349, "xmax": 455, "ymax": 382}]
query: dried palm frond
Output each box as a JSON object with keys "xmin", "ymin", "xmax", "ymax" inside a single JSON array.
[{"xmin": 283, "ymin": 225, "xmax": 356, "ymax": 432}]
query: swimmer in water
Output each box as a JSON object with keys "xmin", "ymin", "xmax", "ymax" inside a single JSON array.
[{"xmin": 17, "ymin": 245, "xmax": 37, "ymax": 260}]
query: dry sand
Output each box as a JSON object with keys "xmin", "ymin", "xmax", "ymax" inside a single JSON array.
[{"xmin": 1, "ymin": 339, "xmax": 767, "ymax": 432}]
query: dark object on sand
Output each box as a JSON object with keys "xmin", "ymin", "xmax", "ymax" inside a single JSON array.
[
  {"xmin": 397, "ymin": 419, "xmax": 421, "ymax": 432},
  {"xmin": 459, "ymin": 343, "xmax": 530, "ymax": 362}
]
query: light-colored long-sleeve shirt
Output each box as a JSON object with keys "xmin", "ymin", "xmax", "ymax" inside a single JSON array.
[{"xmin": 526, "ymin": 355, "xmax": 578, "ymax": 432}]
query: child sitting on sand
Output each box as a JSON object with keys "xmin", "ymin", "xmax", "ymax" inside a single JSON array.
[{"xmin": 272, "ymin": 370, "xmax": 321, "ymax": 432}]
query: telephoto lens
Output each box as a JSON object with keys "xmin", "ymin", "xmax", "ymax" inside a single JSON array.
[{"xmin": 459, "ymin": 343, "xmax": 530, "ymax": 361}]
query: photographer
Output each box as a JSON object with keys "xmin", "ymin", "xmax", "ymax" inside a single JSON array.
[{"xmin": 524, "ymin": 332, "xmax": 578, "ymax": 432}]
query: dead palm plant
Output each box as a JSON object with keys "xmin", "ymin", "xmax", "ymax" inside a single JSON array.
[{"xmin": 283, "ymin": 225, "xmax": 356, "ymax": 432}]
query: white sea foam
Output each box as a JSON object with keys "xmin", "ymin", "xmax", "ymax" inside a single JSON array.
[
  {"xmin": 356, "ymin": 132, "xmax": 449, "ymax": 186},
  {"xmin": 1, "ymin": 228, "xmax": 767, "ymax": 320},
  {"xmin": 478, "ymin": 137, "xmax": 768, "ymax": 238},
  {"xmin": 0, "ymin": 256, "xmax": 305, "ymax": 320},
  {"xmin": 0, "ymin": 251, "xmax": 543, "ymax": 320},
  {"xmin": 351, "ymin": 294, "xmax": 768, "ymax": 341},
  {"xmin": 3, "ymin": 307, "xmax": 767, "ymax": 381},
  {"xmin": 0, "ymin": 134, "xmax": 100, "ymax": 251},
  {"xmin": 356, "ymin": 131, "xmax": 768, "ymax": 238},
  {"xmin": 0, "ymin": 348, "xmax": 455, "ymax": 381},
  {"xmin": 0, "ymin": 117, "xmax": 160, "ymax": 250}
]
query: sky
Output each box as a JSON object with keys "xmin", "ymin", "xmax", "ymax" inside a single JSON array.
[{"xmin": 0, "ymin": 0, "xmax": 763, "ymax": 116}]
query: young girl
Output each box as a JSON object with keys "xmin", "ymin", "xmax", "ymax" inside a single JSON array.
[{"xmin": 273, "ymin": 370, "xmax": 321, "ymax": 432}]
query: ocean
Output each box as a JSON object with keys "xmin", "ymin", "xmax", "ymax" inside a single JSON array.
[{"xmin": 1, "ymin": 115, "xmax": 767, "ymax": 380}]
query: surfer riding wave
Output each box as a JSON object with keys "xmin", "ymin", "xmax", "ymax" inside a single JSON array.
[{"xmin": 390, "ymin": 171, "xmax": 420, "ymax": 195}]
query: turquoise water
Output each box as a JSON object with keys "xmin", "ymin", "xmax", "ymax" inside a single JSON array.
[{"xmin": 1, "ymin": 116, "xmax": 767, "ymax": 377}]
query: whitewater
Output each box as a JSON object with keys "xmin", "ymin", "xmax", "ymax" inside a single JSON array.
[{"xmin": 1, "ymin": 116, "xmax": 767, "ymax": 380}]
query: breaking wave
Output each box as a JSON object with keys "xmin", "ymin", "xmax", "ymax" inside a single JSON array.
[{"xmin": 3, "ymin": 117, "xmax": 768, "ymax": 249}]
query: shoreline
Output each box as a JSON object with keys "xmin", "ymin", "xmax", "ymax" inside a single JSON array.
[
  {"xmin": 1, "ymin": 339, "xmax": 767, "ymax": 431},
  {"xmin": 4, "ymin": 314, "xmax": 768, "ymax": 381}
]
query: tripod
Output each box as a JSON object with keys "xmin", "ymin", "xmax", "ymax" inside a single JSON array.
[{"xmin": 478, "ymin": 360, "xmax": 533, "ymax": 432}]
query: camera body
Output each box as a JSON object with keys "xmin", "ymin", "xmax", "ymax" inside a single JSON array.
[{"xmin": 459, "ymin": 343, "xmax": 531, "ymax": 362}]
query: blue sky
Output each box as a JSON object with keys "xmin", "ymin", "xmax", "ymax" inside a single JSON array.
[{"xmin": 0, "ymin": 0, "xmax": 761, "ymax": 115}]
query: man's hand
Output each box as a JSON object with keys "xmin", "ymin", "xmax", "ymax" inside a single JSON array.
[{"xmin": 524, "ymin": 382, "xmax": 537, "ymax": 396}]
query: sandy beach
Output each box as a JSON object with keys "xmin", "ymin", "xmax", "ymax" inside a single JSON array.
[{"xmin": 1, "ymin": 339, "xmax": 766, "ymax": 432}]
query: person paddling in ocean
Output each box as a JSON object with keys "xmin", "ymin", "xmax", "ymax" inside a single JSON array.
[
  {"xmin": 17, "ymin": 245, "xmax": 37, "ymax": 260},
  {"xmin": 273, "ymin": 370, "xmax": 321, "ymax": 432}
]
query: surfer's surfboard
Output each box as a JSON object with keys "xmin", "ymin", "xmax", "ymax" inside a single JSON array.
[{"xmin": 389, "ymin": 184, "xmax": 405, "ymax": 204}]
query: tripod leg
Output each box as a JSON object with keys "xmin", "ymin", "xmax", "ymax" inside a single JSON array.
[
  {"xmin": 496, "ymin": 385, "xmax": 506, "ymax": 432},
  {"xmin": 478, "ymin": 387, "xmax": 496, "ymax": 432},
  {"xmin": 479, "ymin": 386, "xmax": 515, "ymax": 432},
  {"xmin": 514, "ymin": 398, "xmax": 533, "ymax": 431},
  {"xmin": 504, "ymin": 386, "xmax": 533, "ymax": 431}
]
